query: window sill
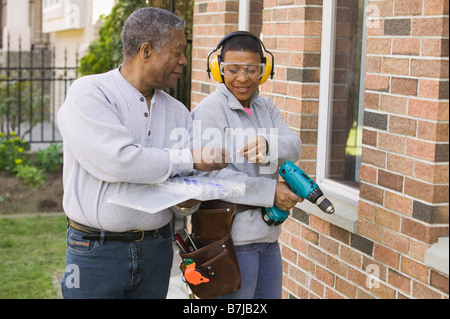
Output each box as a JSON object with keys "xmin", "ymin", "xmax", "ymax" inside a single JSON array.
[
  {"xmin": 294, "ymin": 194, "xmax": 358, "ymax": 233},
  {"xmin": 424, "ymin": 237, "xmax": 449, "ymax": 276}
]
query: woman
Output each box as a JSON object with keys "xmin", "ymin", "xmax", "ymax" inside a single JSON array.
[{"xmin": 191, "ymin": 31, "xmax": 303, "ymax": 299}]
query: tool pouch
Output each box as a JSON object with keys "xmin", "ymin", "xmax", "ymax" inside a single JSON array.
[{"xmin": 179, "ymin": 200, "xmax": 241, "ymax": 299}]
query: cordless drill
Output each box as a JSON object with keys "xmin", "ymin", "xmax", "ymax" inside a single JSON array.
[{"xmin": 263, "ymin": 161, "xmax": 335, "ymax": 226}]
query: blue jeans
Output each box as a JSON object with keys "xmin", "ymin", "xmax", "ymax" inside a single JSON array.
[
  {"xmin": 218, "ymin": 241, "xmax": 282, "ymax": 299},
  {"xmin": 61, "ymin": 223, "xmax": 173, "ymax": 299}
]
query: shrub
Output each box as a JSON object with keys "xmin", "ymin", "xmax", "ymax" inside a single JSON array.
[
  {"xmin": 15, "ymin": 164, "xmax": 46, "ymax": 188},
  {"xmin": 35, "ymin": 143, "xmax": 63, "ymax": 172},
  {"xmin": 0, "ymin": 131, "xmax": 29, "ymax": 172}
]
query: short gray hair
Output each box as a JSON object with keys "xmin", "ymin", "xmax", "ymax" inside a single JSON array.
[{"xmin": 122, "ymin": 7, "xmax": 185, "ymax": 58}]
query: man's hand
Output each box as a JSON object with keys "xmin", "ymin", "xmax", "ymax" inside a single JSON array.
[
  {"xmin": 274, "ymin": 181, "xmax": 303, "ymax": 211},
  {"xmin": 192, "ymin": 145, "xmax": 230, "ymax": 171},
  {"xmin": 238, "ymin": 135, "xmax": 268, "ymax": 164}
]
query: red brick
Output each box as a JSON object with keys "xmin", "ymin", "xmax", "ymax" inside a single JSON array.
[
  {"xmin": 384, "ymin": 190, "xmax": 413, "ymax": 216},
  {"xmin": 315, "ymin": 265, "xmax": 335, "ymax": 287},
  {"xmin": 378, "ymin": 132, "xmax": 406, "ymax": 154},
  {"xmin": 415, "ymin": 161, "xmax": 450, "ymax": 184},
  {"xmin": 362, "ymin": 147, "xmax": 386, "ymax": 168},
  {"xmin": 389, "ymin": 115, "xmax": 417, "ymax": 136},
  {"xmin": 360, "ymin": 183, "xmax": 384, "ymax": 206},
  {"xmin": 301, "ymin": 225, "xmax": 319, "ymax": 245},
  {"xmin": 360, "ymin": 164, "xmax": 377, "ymax": 184},
  {"xmin": 358, "ymin": 200, "xmax": 375, "ymax": 220},
  {"xmin": 391, "ymin": 77, "xmax": 418, "ymax": 96},
  {"xmin": 412, "ymin": 280, "xmax": 444, "ymax": 299},
  {"xmin": 430, "ymin": 270, "xmax": 449, "ymax": 294},
  {"xmin": 417, "ymin": 120, "xmax": 449, "ymax": 142},
  {"xmin": 406, "ymin": 138, "xmax": 436, "ymax": 161},
  {"xmin": 310, "ymin": 215, "xmax": 330, "ymax": 235},
  {"xmin": 387, "ymin": 153, "xmax": 414, "ymax": 176},
  {"xmin": 401, "ymin": 256, "xmax": 430, "ymax": 283},
  {"xmin": 365, "ymin": 92, "xmax": 381, "ymax": 109},
  {"xmin": 401, "ymin": 217, "xmax": 431, "ymax": 243},
  {"xmin": 366, "ymin": 74, "xmax": 390, "ymax": 92},
  {"xmin": 378, "ymin": 169, "xmax": 404, "ymax": 192},
  {"xmin": 290, "ymin": 235, "xmax": 307, "ymax": 254},
  {"xmin": 374, "ymin": 243, "xmax": 400, "ymax": 269},
  {"xmin": 366, "ymin": 38, "xmax": 391, "ymax": 55},
  {"xmin": 392, "ymin": 38, "xmax": 420, "ymax": 55},
  {"xmin": 395, "ymin": 0, "xmax": 422, "ymax": 15},
  {"xmin": 422, "ymin": 38, "xmax": 449, "ymax": 57},
  {"xmin": 371, "ymin": 281, "xmax": 397, "ymax": 299},
  {"xmin": 336, "ymin": 277, "xmax": 357, "ymax": 298},
  {"xmin": 326, "ymin": 255, "xmax": 348, "ymax": 277},
  {"xmin": 308, "ymin": 245, "xmax": 327, "ymax": 266},
  {"xmin": 340, "ymin": 246, "xmax": 362, "ymax": 268},
  {"xmin": 424, "ymin": 0, "xmax": 450, "ymax": 15},
  {"xmin": 382, "ymin": 228, "xmax": 410, "ymax": 254},
  {"xmin": 388, "ymin": 268, "xmax": 411, "ymax": 295},
  {"xmin": 298, "ymin": 254, "xmax": 315, "ymax": 273},
  {"xmin": 382, "ymin": 57, "xmax": 410, "ymax": 76},
  {"xmin": 358, "ymin": 218, "xmax": 383, "ymax": 242},
  {"xmin": 375, "ymin": 206, "xmax": 401, "ymax": 231},
  {"xmin": 409, "ymin": 98, "xmax": 449, "ymax": 121},
  {"xmin": 411, "ymin": 59, "xmax": 449, "ymax": 78},
  {"xmin": 412, "ymin": 17, "xmax": 449, "ymax": 37},
  {"xmin": 347, "ymin": 267, "xmax": 368, "ymax": 289},
  {"xmin": 319, "ymin": 236, "xmax": 340, "ymax": 256},
  {"xmin": 380, "ymin": 94, "xmax": 408, "ymax": 114}
]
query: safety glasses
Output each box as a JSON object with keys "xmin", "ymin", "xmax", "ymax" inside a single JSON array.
[{"xmin": 220, "ymin": 62, "xmax": 265, "ymax": 80}]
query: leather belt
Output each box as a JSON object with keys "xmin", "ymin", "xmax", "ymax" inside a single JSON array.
[{"xmin": 68, "ymin": 218, "xmax": 157, "ymax": 242}]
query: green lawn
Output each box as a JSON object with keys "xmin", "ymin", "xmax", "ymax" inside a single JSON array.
[{"xmin": 0, "ymin": 215, "xmax": 67, "ymax": 299}]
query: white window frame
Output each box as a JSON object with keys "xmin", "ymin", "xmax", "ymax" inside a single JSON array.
[
  {"xmin": 43, "ymin": 0, "xmax": 62, "ymax": 12},
  {"xmin": 316, "ymin": 0, "xmax": 368, "ymax": 206}
]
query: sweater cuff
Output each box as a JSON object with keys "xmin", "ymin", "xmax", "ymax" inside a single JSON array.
[{"xmin": 167, "ymin": 148, "xmax": 194, "ymax": 177}]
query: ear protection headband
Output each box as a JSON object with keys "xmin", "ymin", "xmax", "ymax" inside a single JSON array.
[{"xmin": 206, "ymin": 31, "xmax": 274, "ymax": 84}]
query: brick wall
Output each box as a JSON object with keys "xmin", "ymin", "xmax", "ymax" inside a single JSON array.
[
  {"xmin": 190, "ymin": 0, "xmax": 449, "ymax": 299},
  {"xmin": 191, "ymin": 0, "xmax": 263, "ymax": 109}
]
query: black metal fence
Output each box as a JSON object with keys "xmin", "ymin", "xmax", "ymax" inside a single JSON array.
[
  {"xmin": 1, "ymin": 38, "xmax": 192, "ymax": 149},
  {"xmin": 0, "ymin": 39, "xmax": 78, "ymax": 146}
]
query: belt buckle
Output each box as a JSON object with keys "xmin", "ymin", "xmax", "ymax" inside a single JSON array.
[{"xmin": 132, "ymin": 230, "xmax": 145, "ymax": 242}]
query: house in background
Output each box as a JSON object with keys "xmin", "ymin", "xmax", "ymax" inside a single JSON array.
[
  {"xmin": 1, "ymin": 0, "xmax": 115, "ymax": 57},
  {"xmin": 190, "ymin": 0, "xmax": 448, "ymax": 299},
  {"xmin": 0, "ymin": 0, "xmax": 115, "ymax": 148}
]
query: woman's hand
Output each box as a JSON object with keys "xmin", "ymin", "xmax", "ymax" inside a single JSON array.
[
  {"xmin": 273, "ymin": 181, "xmax": 303, "ymax": 211},
  {"xmin": 238, "ymin": 135, "xmax": 268, "ymax": 164}
]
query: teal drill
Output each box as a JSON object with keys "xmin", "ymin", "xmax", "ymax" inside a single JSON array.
[{"xmin": 263, "ymin": 161, "xmax": 335, "ymax": 226}]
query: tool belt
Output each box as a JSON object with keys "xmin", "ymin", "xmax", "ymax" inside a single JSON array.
[
  {"xmin": 68, "ymin": 218, "xmax": 157, "ymax": 242},
  {"xmin": 179, "ymin": 200, "xmax": 241, "ymax": 299}
]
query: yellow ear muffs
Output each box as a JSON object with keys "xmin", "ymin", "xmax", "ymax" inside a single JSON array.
[
  {"xmin": 207, "ymin": 31, "xmax": 275, "ymax": 84},
  {"xmin": 259, "ymin": 57, "xmax": 272, "ymax": 85},
  {"xmin": 209, "ymin": 54, "xmax": 223, "ymax": 83}
]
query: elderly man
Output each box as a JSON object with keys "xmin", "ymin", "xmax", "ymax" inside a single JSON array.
[{"xmin": 58, "ymin": 7, "xmax": 227, "ymax": 299}]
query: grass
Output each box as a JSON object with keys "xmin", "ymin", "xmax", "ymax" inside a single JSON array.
[{"xmin": 0, "ymin": 215, "xmax": 67, "ymax": 299}]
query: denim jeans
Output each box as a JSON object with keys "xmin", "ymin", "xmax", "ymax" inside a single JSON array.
[
  {"xmin": 217, "ymin": 241, "xmax": 282, "ymax": 299},
  {"xmin": 61, "ymin": 223, "xmax": 173, "ymax": 299}
]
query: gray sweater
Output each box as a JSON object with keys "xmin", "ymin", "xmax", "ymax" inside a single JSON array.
[
  {"xmin": 58, "ymin": 68, "xmax": 194, "ymax": 231},
  {"xmin": 192, "ymin": 84, "xmax": 302, "ymax": 246}
]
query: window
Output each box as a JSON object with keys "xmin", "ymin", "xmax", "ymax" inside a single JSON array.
[
  {"xmin": 317, "ymin": 0, "xmax": 368, "ymax": 203},
  {"xmin": 43, "ymin": 0, "xmax": 61, "ymax": 11}
]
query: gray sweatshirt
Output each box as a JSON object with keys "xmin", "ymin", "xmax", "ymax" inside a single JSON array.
[
  {"xmin": 192, "ymin": 84, "xmax": 302, "ymax": 246},
  {"xmin": 58, "ymin": 68, "xmax": 194, "ymax": 231}
]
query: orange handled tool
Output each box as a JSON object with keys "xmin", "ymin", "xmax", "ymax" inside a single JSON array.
[{"xmin": 184, "ymin": 258, "xmax": 210, "ymax": 285}]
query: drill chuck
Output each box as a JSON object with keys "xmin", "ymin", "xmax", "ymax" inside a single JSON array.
[
  {"xmin": 315, "ymin": 195, "xmax": 335, "ymax": 214},
  {"xmin": 306, "ymin": 186, "xmax": 335, "ymax": 214}
]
